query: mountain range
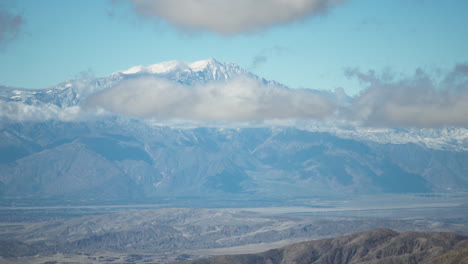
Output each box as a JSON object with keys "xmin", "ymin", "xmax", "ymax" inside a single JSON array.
[{"xmin": 0, "ymin": 59, "xmax": 467, "ymax": 202}]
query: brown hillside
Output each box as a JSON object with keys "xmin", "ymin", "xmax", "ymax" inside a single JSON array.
[{"xmin": 177, "ymin": 228, "xmax": 468, "ymax": 264}]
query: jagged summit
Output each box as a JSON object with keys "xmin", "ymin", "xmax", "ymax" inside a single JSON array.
[
  {"xmin": 117, "ymin": 58, "xmax": 248, "ymax": 82},
  {"xmin": 0, "ymin": 59, "xmax": 253, "ymax": 108},
  {"xmin": 189, "ymin": 58, "xmax": 220, "ymax": 71},
  {"xmin": 0, "ymin": 58, "xmax": 287, "ymax": 114}
]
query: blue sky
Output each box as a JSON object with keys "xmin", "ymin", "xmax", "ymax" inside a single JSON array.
[{"xmin": 0, "ymin": 0, "xmax": 467, "ymax": 95}]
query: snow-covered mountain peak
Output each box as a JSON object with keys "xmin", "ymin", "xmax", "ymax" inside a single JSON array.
[
  {"xmin": 189, "ymin": 58, "xmax": 220, "ymax": 71},
  {"xmin": 117, "ymin": 58, "xmax": 247, "ymax": 80},
  {"xmin": 144, "ymin": 60, "xmax": 188, "ymax": 74},
  {"xmin": 120, "ymin": 60, "xmax": 185, "ymax": 75},
  {"xmin": 121, "ymin": 65, "xmax": 146, "ymax": 75}
]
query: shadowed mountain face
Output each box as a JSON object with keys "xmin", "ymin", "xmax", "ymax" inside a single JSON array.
[
  {"xmin": 1, "ymin": 120, "xmax": 467, "ymax": 202},
  {"xmin": 177, "ymin": 229, "xmax": 468, "ymax": 264}
]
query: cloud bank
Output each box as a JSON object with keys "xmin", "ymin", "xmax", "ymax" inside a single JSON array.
[
  {"xmin": 0, "ymin": 101, "xmax": 82, "ymax": 122},
  {"xmin": 0, "ymin": 4, "xmax": 24, "ymax": 48},
  {"xmin": 2, "ymin": 61, "xmax": 467, "ymax": 128},
  {"xmin": 88, "ymin": 76, "xmax": 335, "ymax": 121},
  {"xmin": 346, "ymin": 63, "xmax": 468, "ymax": 127},
  {"xmin": 125, "ymin": 0, "xmax": 346, "ymax": 34}
]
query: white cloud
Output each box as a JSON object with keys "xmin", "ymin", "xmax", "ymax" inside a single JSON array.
[
  {"xmin": 87, "ymin": 76, "xmax": 335, "ymax": 121},
  {"xmin": 0, "ymin": 101, "xmax": 83, "ymax": 122},
  {"xmin": 345, "ymin": 64, "xmax": 468, "ymax": 127},
  {"xmin": 125, "ymin": 0, "xmax": 346, "ymax": 34}
]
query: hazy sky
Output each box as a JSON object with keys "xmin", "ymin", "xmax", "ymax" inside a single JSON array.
[{"xmin": 0, "ymin": 0, "xmax": 467, "ymax": 96}]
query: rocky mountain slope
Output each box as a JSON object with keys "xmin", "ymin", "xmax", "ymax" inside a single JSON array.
[
  {"xmin": 177, "ymin": 228, "xmax": 468, "ymax": 264},
  {"xmin": 2, "ymin": 120, "xmax": 468, "ymax": 201}
]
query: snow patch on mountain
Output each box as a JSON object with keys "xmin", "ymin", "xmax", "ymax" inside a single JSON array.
[{"xmin": 302, "ymin": 125, "xmax": 468, "ymax": 151}]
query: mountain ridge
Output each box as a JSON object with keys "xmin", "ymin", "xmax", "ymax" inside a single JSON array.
[
  {"xmin": 115, "ymin": 58, "xmax": 246, "ymax": 77},
  {"xmin": 1, "ymin": 122, "xmax": 467, "ymax": 201},
  {"xmin": 175, "ymin": 228, "xmax": 468, "ymax": 264},
  {"xmin": 0, "ymin": 58, "xmax": 465, "ymax": 150},
  {"xmin": 0, "ymin": 59, "xmax": 467, "ymax": 201}
]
